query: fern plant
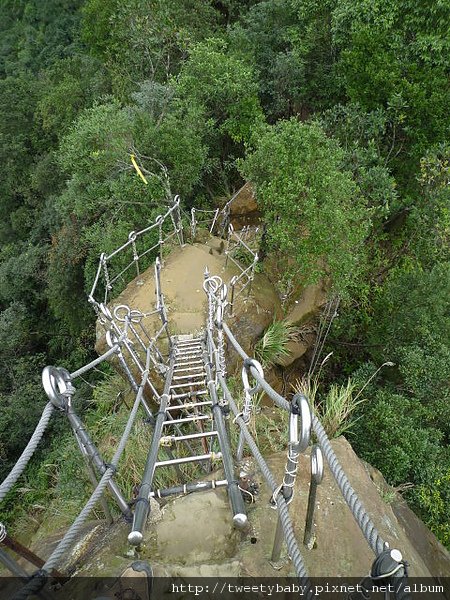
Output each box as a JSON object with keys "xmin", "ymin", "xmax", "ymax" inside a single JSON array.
[{"xmin": 255, "ymin": 320, "xmax": 299, "ymax": 368}]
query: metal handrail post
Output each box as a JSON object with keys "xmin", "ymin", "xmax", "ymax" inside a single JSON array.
[
  {"xmin": 66, "ymin": 405, "xmax": 133, "ymax": 521},
  {"xmin": 128, "ymin": 350, "xmax": 176, "ymax": 546},
  {"xmin": 203, "ymin": 336, "xmax": 247, "ymax": 530},
  {"xmin": 303, "ymin": 445, "xmax": 324, "ymax": 549}
]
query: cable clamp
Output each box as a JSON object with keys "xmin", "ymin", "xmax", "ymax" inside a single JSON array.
[
  {"xmin": 233, "ymin": 412, "xmax": 244, "ymax": 424},
  {"xmin": 270, "ymin": 484, "xmax": 284, "ymax": 509},
  {"xmin": 104, "ymin": 463, "xmax": 117, "ymax": 474}
]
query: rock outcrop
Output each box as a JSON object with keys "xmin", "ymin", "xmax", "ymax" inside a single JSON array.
[{"xmin": 23, "ymin": 438, "xmax": 450, "ymax": 590}]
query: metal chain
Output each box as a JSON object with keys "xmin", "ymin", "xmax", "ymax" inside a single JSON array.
[
  {"xmin": 221, "ymin": 319, "xmax": 388, "ymax": 556},
  {"xmin": 217, "ymin": 373, "xmax": 311, "ymax": 588},
  {"xmin": 129, "ymin": 232, "xmax": 140, "ymax": 278}
]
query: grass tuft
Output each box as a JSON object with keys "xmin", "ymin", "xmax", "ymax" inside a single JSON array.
[
  {"xmin": 255, "ymin": 320, "xmax": 299, "ymax": 368},
  {"xmin": 295, "ymin": 376, "xmax": 365, "ymax": 438}
]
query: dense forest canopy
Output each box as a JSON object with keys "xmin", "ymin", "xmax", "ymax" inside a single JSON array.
[{"xmin": 0, "ymin": 0, "xmax": 449, "ymax": 547}]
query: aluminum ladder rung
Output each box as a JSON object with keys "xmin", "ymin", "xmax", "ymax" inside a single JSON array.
[
  {"xmin": 176, "ymin": 339, "xmax": 203, "ymax": 347},
  {"xmin": 149, "ymin": 479, "xmax": 227, "ymax": 499},
  {"xmin": 172, "ymin": 373, "xmax": 205, "ymax": 381},
  {"xmin": 155, "ymin": 452, "xmax": 222, "ymax": 468},
  {"xmin": 174, "ymin": 354, "xmax": 203, "ymax": 361},
  {"xmin": 166, "ymin": 400, "xmax": 212, "ymax": 411},
  {"xmin": 170, "ymin": 390, "xmax": 208, "ymax": 400},
  {"xmin": 162, "ymin": 414, "xmax": 211, "ymax": 426},
  {"xmin": 175, "ymin": 346, "xmax": 204, "ymax": 356},
  {"xmin": 170, "ymin": 381, "xmax": 206, "ymax": 390},
  {"xmin": 160, "ymin": 430, "xmax": 218, "ymax": 443},
  {"xmin": 175, "ymin": 343, "xmax": 202, "ymax": 350},
  {"xmin": 173, "ymin": 365, "xmax": 204, "ymax": 374},
  {"xmin": 174, "ymin": 359, "xmax": 203, "ymax": 367}
]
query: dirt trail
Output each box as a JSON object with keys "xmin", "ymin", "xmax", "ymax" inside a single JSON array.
[{"xmin": 110, "ymin": 241, "xmax": 239, "ymax": 337}]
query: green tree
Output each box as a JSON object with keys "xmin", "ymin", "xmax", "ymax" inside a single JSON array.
[
  {"xmin": 175, "ymin": 38, "xmax": 265, "ymax": 145},
  {"xmin": 241, "ymin": 119, "xmax": 370, "ymax": 295},
  {"xmin": 332, "ymin": 0, "xmax": 450, "ymax": 187},
  {"xmin": 231, "ymin": 0, "xmax": 340, "ymax": 118},
  {"xmin": 81, "ymin": 0, "xmax": 219, "ymax": 97}
]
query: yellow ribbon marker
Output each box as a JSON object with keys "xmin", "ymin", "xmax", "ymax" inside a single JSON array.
[{"xmin": 130, "ymin": 154, "xmax": 148, "ymax": 185}]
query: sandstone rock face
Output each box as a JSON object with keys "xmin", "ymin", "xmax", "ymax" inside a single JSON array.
[
  {"xmin": 229, "ymin": 183, "xmax": 260, "ymax": 229},
  {"xmin": 95, "ymin": 239, "xmax": 280, "ymax": 396},
  {"xmin": 230, "ymin": 183, "xmax": 258, "ymax": 216},
  {"xmin": 26, "ymin": 438, "xmax": 449, "ymax": 586}
]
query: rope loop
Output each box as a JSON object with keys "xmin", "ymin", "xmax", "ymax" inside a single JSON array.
[
  {"xmin": 203, "ymin": 275, "xmax": 222, "ymax": 296},
  {"xmin": 113, "ymin": 304, "xmax": 141, "ymax": 324},
  {"xmin": 270, "ymin": 484, "xmax": 284, "ymax": 509},
  {"xmin": 232, "ymin": 411, "xmax": 244, "ymax": 424},
  {"xmin": 242, "ymin": 358, "xmax": 264, "ymax": 396}
]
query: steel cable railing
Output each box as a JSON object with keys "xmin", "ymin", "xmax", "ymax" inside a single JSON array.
[
  {"xmin": 11, "ymin": 352, "xmax": 153, "ymax": 600},
  {"xmin": 222, "ymin": 318, "xmax": 388, "ymax": 557},
  {"xmin": 88, "ymin": 197, "xmax": 183, "ymax": 308},
  {"xmin": 0, "ymin": 403, "xmax": 55, "ymax": 502},
  {"xmin": 1, "ymin": 190, "xmax": 410, "ymax": 598}
]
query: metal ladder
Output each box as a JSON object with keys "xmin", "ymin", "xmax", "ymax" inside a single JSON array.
[{"xmin": 128, "ymin": 333, "xmax": 247, "ymax": 546}]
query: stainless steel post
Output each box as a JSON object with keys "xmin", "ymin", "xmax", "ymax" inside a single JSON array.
[
  {"xmin": 73, "ymin": 431, "xmax": 113, "ymax": 524},
  {"xmin": 128, "ymin": 351, "xmax": 176, "ymax": 546},
  {"xmin": 203, "ymin": 337, "xmax": 247, "ymax": 530},
  {"xmin": 66, "ymin": 406, "xmax": 132, "ymax": 521},
  {"xmin": 303, "ymin": 445, "xmax": 324, "ymax": 549},
  {"xmin": 271, "ymin": 394, "xmax": 311, "ymax": 563}
]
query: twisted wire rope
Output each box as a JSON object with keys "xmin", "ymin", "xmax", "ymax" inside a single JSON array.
[
  {"xmin": 12, "ymin": 364, "xmax": 149, "ymax": 600},
  {"xmin": 222, "ymin": 320, "xmax": 387, "ymax": 556},
  {"xmin": 218, "ymin": 373, "xmax": 311, "ymax": 586},
  {"xmin": 0, "ymin": 403, "xmax": 54, "ymax": 502}
]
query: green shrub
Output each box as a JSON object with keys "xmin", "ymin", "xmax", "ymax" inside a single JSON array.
[{"xmin": 412, "ymin": 467, "xmax": 450, "ymax": 548}]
